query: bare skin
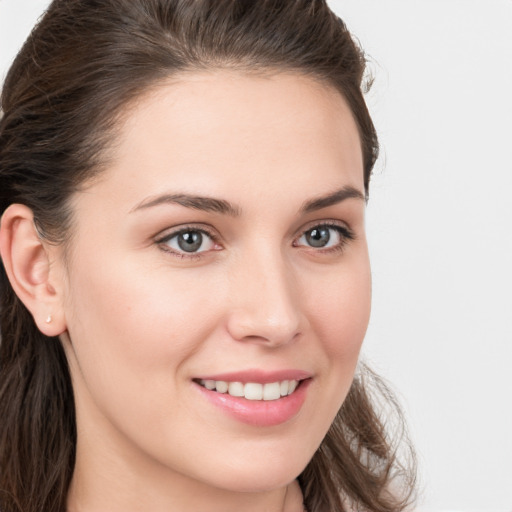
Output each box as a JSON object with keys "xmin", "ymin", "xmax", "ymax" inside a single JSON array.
[{"xmin": 0, "ymin": 71, "xmax": 370, "ymax": 512}]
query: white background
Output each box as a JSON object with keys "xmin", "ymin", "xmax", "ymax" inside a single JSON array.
[{"xmin": 1, "ymin": 1, "xmax": 511, "ymax": 511}]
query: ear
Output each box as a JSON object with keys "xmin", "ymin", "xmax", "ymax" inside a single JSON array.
[{"xmin": 0, "ymin": 204, "xmax": 66, "ymax": 336}]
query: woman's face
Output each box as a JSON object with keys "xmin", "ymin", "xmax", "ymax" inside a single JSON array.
[{"xmin": 59, "ymin": 72, "xmax": 371, "ymax": 496}]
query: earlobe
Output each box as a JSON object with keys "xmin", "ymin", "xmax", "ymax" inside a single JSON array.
[{"xmin": 0, "ymin": 204, "xmax": 66, "ymax": 337}]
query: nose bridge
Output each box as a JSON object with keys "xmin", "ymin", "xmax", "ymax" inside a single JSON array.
[{"xmin": 226, "ymin": 243, "xmax": 302, "ymax": 345}]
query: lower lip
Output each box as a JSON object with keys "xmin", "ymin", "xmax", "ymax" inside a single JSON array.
[{"xmin": 194, "ymin": 379, "xmax": 311, "ymax": 427}]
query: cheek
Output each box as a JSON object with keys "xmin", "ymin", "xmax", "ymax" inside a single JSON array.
[
  {"xmin": 61, "ymin": 251, "xmax": 228, "ymax": 448},
  {"xmin": 62, "ymin": 249, "xmax": 223, "ymax": 400},
  {"xmin": 68, "ymin": 253, "xmax": 211, "ymax": 341},
  {"xmin": 290, "ymin": 254, "xmax": 371, "ymax": 455},
  {"xmin": 306, "ymin": 256, "xmax": 371, "ymax": 362}
]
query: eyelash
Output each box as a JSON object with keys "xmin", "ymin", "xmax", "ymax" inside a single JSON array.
[
  {"xmin": 294, "ymin": 222, "xmax": 355, "ymax": 254},
  {"xmin": 155, "ymin": 221, "xmax": 355, "ymax": 260},
  {"xmin": 155, "ymin": 225, "xmax": 220, "ymax": 260}
]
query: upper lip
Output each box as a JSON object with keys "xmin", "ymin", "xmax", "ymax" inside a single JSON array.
[{"xmin": 193, "ymin": 369, "xmax": 312, "ymax": 384}]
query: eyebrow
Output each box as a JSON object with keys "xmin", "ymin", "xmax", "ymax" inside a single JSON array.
[
  {"xmin": 300, "ymin": 185, "xmax": 365, "ymax": 213},
  {"xmin": 131, "ymin": 185, "xmax": 364, "ymax": 217},
  {"xmin": 130, "ymin": 193, "xmax": 241, "ymax": 216}
]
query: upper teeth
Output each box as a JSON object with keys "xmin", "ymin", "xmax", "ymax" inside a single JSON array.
[{"xmin": 199, "ymin": 379, "xmax": 299, "ymax": 401}]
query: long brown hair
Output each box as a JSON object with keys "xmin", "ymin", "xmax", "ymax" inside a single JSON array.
[{"xmin": 0, "ymin": 1, "xmax": 416, "ymax": 511}]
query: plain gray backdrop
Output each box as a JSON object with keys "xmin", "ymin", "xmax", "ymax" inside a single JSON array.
[{"xmin": 1, "ymin": 1, "xmax": 511, "ymax": 511}]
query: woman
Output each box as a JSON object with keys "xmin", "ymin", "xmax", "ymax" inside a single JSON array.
[{"xmin": 0, "ymin": 1, "xmax": 416, "ymax": 511}]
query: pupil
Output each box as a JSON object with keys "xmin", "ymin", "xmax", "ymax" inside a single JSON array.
[
  {"xmin": 306, "ymin": 227, "xmax": 330, "ymax": 248},
  {"xmin": 178, "ymin": 231, "xmax": 203, "ymax": 252}
]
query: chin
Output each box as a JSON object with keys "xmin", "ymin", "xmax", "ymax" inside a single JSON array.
[
  {"xmin": 197, "ymin": 450, "xmax": 311, "ymax": 494},
  {"xmin": 213, "ymin": 470, "xmax": 301, "ymax": 494}
]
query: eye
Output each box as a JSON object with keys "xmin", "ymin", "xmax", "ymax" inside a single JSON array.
[
  {"xmin": 295, "ymin": 223, "xmax": 354, "ymax": 251},
  {"xmin": 158, "ymin": 228, "xmax": 218, "ymax": 255}
]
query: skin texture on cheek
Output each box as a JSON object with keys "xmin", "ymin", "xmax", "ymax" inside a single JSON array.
[{"xmin": 59, "ymin": 72, "xmax": 371, "ymax": 512}]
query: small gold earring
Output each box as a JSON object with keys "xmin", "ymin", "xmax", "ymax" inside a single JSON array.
[{"xmin": 45, "ymin": 315, "xmax": 52, "ymax": 324}]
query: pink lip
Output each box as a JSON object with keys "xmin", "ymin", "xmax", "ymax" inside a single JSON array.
[
  {"xmin": 193, "ymin": 375, "xmax": 312, "ymax": 427},
  {"xmin": 194, "ymin": 369, "xmax": 312, "ymax": 384}
]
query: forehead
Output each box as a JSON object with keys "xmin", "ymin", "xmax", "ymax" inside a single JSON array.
[{"xmin": 81, "ymin": 71, "xmax": 364, "ymax": 212}]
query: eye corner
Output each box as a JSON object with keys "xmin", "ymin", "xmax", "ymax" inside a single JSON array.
[
  {"xmin": 294, "ymin": 221, "xmax": 355, "ymax": 253},
  {"xmin": 155, "ymin": 225, "xmax": 222, "ymax": 259}
]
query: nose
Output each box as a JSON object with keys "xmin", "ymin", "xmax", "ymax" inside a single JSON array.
[{"xmin": 225, "ymin": 249, "xmax": 303, "ymax": 347}]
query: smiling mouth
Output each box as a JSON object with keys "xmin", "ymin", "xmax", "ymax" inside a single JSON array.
[{"xmin": 195, "ymin": 378, "xmax": 303, "ymax": 401}]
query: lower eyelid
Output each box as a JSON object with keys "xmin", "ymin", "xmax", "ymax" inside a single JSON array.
[
  {"xmin": 155, "ymin": 223, "xmax": 353, "ymax": 257},
  {"xmin": 155, "ymin": 227, "xmax": 220, "ymax": 256},
  {"xmin": 292, "ymin": 224, "xmax": 355, "ymax": 253}
]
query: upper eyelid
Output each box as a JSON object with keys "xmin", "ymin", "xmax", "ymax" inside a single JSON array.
[
  {"xmin": 155, "ymin": 226, "xmax": 219, "ymax": 259},
  {"xmin": 154, "ymin": 223, "xmax": 219, "ymax": 242},
  {"xmin": 296, "ymin": 219, "xmax": 354, "ymax": 237},
  {"xmin": 153, "ymin": 219, "xmax": 354, "ymax": 245}
]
